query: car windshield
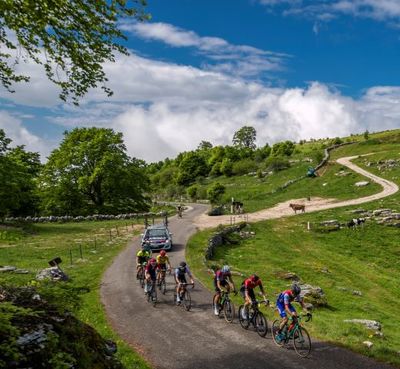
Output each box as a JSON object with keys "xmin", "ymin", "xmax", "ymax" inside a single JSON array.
[{"xmin": 147, "ymin": 229, "xmax": 167, "ymax": 238}]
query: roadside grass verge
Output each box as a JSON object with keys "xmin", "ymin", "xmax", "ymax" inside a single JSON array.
[
  {"xmin": 0, "ymin": 219, "xmax": 152, "ymax": 369},
  {"xmin": 187, "ymin": 148, "xmax": 400, "ymax": 367}
]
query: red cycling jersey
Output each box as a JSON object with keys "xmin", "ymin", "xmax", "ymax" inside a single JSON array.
[{"xmin": 243, "ymin": 277, "xmax": 262, "ymax": 290}]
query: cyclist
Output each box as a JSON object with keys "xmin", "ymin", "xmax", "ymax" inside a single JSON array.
[
  {"xmin": 136, "ymin": 245, "xmax": 152, "ymax": 278},
  {"xmin": 177, "ymin": 204, "xmax": 183, "ymax": 218},
  {"xmin": 213, "ymin": 265, "xmax": 237, "ymax": 315},
  {"xmin": 174, "ymin": 261, "xmax": 194, "ymax": 305},
  {"xmin": 156, "ymin": 250, "xmax": 171, "ymax": 284},
  {"xmin": 144, "ymin": 257, "xmax": 158, "ymax": 296},
  {"xmin": 275, "ymin": 283, "xmax": 309, "ymax": 343},
  {"xmin": 239, "ymin": 274, "xmax": 268, "ymax": 319}
]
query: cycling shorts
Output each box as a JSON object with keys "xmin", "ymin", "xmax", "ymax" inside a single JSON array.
[
  {"xmin": 137, "ymin": 257, "xmax": 147, "ymax": 265},
  {"xmin": 240, "ymin": 285, "xmax": 256, "ymax": 302},
  {"xmin": 177, "ymin": 275, "xmax": 187, "ymax": 284},
  {"xmin": 158, "ymin": 263, "xmax": 167, "ymax": 271},
  {"xmin": 276, "ymin": 301, "xmax": 296, "ymax": 318}
]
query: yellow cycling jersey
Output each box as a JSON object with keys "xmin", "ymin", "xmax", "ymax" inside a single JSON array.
[
  {"xmin": 137, "ymin": 250, "xmax": 151, "ymax": 258},
  {"xmin": 156, "ymin": 254, "xmax": 170, "ymax": 264}
]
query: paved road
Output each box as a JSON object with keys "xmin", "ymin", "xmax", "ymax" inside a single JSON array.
[
  {"xmin": 101, "ymin": 202, "xmax": 395, "ymax": 369},
  {"xmin": 101, "ymin": 155, "xmax": 398, "ymax": 369}
]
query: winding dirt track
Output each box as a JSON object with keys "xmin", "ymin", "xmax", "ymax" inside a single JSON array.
[{"xmin": 101, "ymin": 155, "xmax": 398, "ymax": 369}]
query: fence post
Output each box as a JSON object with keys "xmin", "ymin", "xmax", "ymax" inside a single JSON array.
[
  {"xmin": 79, "ymin": 244, "xmax": 83, "ymax": 259},
  {"xmin": 307, "ymin": 222, "xmax": 311, "ymax": 231},
  {"xmin": 116, "ymin": 226, "xmax": 119, "ymax": 236},
  {"xmin": 69, "ymin": 248, "xmax": 73, "ymax": 265},
  {"xmin": 94, "ymin": 237, "xmax": 97, "ymax": 250},
  {"xmin": 109, "ymin": 229, "xmax": 112, "ymax": 241}
]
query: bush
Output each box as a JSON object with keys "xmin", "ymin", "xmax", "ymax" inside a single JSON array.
[
  {"xmin": 264, "ymin": 156, "xmax": 290, "ymax": 172},
  {"xmin": 232, "ymin": 159, "xmax": 258, "ymax": 176}
]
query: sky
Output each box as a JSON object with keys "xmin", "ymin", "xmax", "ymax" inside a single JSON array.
[{"xmin": 1, "ymin": 0, "xmax": 400, "ymax": 163}]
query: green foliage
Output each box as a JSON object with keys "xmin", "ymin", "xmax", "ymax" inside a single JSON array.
[
  {"xmin": 177, "ymin": 151, "xmax": 209, "ymax": 186},
  {"xmin": 187, "ymin": 184, "xmax": 198, "ymax": 200},
  {"xmin": 0, "ymin": 130, "xmax": 41, "ymax": 218},
  {"xmin": 220, "ymin": 158, "xmax": 233, "ymax": 177},
  {"xmin": 264, "ymin": 156, "xmax": 290, "ymax": 172},
  {"xmin": 254, "ymin": 144, "xmax": 271, "ymax": 162},
  {"xmin": 197, "ymin": 140, "xmax": 213, "ymax": 150},
  {"xmin": 232, "ymin": 126, "xmax": 257, "ymax": 150},
  {"xmin": 207, "ymin": 182, "xmax": 225, "ymax": 204},
  {"xmin": 209, "ymin": 162, "xmax": 222, "ymax": 177},
  {"xmin": 272, "ymin": 140, "xmax": 295, "ymax": 156},
  {"xmin": 231, "ymin": 158, "xmax": 258, "ymax": 176},
  {"xmin": 0, "ymin": 0, "xmax": 149, "ymax": 104},
  {"xmin": 38, "ymin": 127, "xmax": 149, "ymax": 215},
  {"xmin": 363, "ymin": 130, "xmax": 369, "ymax": 140}
]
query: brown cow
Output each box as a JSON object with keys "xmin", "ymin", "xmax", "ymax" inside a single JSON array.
[{"xmin": 289, "ymin": 203, "xmax": 305, "ymax": 214}]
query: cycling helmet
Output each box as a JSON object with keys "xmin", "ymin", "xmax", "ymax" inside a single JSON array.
[
  {"xmin": 149, "ymin": 258, "xmax": 157, "ymax": 264},
  {"xmin": 160, "ymin": 250, "xmax": 166, "ymax": 257},
  {"xmin": 179, "ymin": 261, "xmax": 187, "ymax": 267},
  {"xmin": 221, "ymin": 265, "xmax": 230, "ymax": 273},
  {"xmin": 291, "ymin": 283, "xmax": 301, "ymax": 296},
  {"xmin": 142, "ymin": 244, "xmax": 151, "ymax": 252},
  {"xmin": 250, "ymin": 274, "xmax": 259, "ymax": 282}
]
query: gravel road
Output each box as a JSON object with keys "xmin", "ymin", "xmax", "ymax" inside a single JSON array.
[{"xmin": 101, "ymin": 155, "xmax": 398, "ymax": 369}]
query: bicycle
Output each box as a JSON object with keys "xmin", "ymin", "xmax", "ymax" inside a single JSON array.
[
  {"xmin": 145, "ymin": 279, "xmax": 157, "ymax": 307},
  {"xmin": 137, "ymin": 262, "xmax": 147, "ymax": 288},
  {"xmin": 212, "ymin": 290, "xmax": 235, "ymax": 323},
  {"xmin": 174, "ymin": 282, "xmax": 194, "ymax": 311},
  {"xmin": 271, "ymin": 313, "xmax": 312, "ymax": 357},
  {"xmin": 157, "ymin": 267, "xmax": 170, "ymax": 295},
  {"xmin": 238, "ymin": 299, "xmax": 269, "ymax": 337}
]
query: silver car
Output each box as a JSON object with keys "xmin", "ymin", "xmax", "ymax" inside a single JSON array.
[{"xmin": 141, "ymin": 225, "xmax": 173, "ymax": 251}]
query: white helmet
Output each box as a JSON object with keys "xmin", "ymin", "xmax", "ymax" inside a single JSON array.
[{"xmin": 221, "ymin": 265, "xmax": 230, "ymax": 273}]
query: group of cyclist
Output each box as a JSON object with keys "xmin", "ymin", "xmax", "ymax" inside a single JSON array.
[
  {"xmin": 136, "ymin": 245, "xmax": 194, "ymax": 304},
  {"xmin": 136, "ymin": 244, "xmax": 309, "ymax": 343}
]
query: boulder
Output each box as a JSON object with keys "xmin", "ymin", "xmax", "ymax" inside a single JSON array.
[
  {"xmin": 0, "ymin": 265, "xmax": 17, "ymax": 273},
  {"xmin": 300, "ymin": 284, "xmax": 327, "ymax": 306},
  {"xmin": 355, "ymin": 181, "xmax": 369, "ymax": 187},
  {"xmin": 36, "ymin": 267, "xmax": 69, "ymax": 281},
  {"xmin": 363, "ymin": 341, "xmax": 373, "ymax": 349},
  {"xmin": 344, "ymin": 319, "xmax": 381, "ymax": 331}
]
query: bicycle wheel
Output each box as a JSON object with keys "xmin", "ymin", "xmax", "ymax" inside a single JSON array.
[
  {"xmin": 223, "ymin": 299, "xmax": 235, "ymax": 323},
  {"xmin": 293, "ymin": 326, "xmax": 311, "ymax": 357},
  {"xmin": 139, "ymin": 270, "xmax": 145, "ymax": 288},
  {"xmin": 160, "ymin": 279, "xmax": 166, "ymax": 295},
  {"xmin": 271, "ymin": 320, "xmax": 284, "ymax": 347},
  {"xmin": 151, "ymin": 285, "xmax": 157, "ymax": 307},
  {"xmin": 255, "ymin": 311, "xmax": 268, "ymax": 337},
  {"xmin": 182, "ymin": 290, "xmax": 191, "ymax": 311},
  {"xmin": 238, "ymin": 305, "xmax": 250, "ymax": 329}
]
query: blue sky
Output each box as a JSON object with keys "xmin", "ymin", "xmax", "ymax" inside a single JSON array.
[{"xmin": 1, "ymin": 0, "xmax": 400, "ymax": 162}]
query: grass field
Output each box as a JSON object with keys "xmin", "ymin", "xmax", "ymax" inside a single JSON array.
[
  {"xmin": 187, "ymin": 142, "xmax": 400, "ymax": 367},
  {"xmin": 0, "ymin": 219, "xmax": 152, "ymax": 369}
]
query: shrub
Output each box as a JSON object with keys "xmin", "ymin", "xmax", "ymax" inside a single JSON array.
[
  {"xmin": 264, "ymin": 156, "xmax": 290, "ymax": 172},
  {"xmin": 232, "ymin": 159, "xmax": 258, "ymax": 176}
]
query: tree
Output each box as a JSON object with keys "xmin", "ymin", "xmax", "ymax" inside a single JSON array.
[
  {"xmin": 232, "ymin": 126, "xmax": 257, "ymax": 150},
  {"xmin": 176, "ymin": 152, "xmax": 208, "ymax": 186},
  {"xmin": 38, "ymin": 127, "xmax": 149, "ymax": 215},
  {"xmin": 272, "ymin": 140, "xmax": 295, "ymax": 157},
  {"xmin": 0, "ymin": 131, "xmax": 41, "ymax": 218},
  {"xmin": 363, "ymin": 130, "xmax": 369, "ymax": 140},
  {"xmin": 0, "ymin": 0, "xmax": 148, "ymax": 105},
  {"xmin": 207, "ymin": 182, "xmax": 225, "ymax": 205},
  {"xmin": 197, "ymin": 140, "xmax": 213, "ymax": 150}
]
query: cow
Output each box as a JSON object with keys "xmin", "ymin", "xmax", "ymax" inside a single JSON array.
[
  {"xmin": 289, "ymin": 203, "xmax": 305, "ymax": 214},
  {"xmin": 347, "ymin": 218, "xmax": 366, "ymax": 229}
]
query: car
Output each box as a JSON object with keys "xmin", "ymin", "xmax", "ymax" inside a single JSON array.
[{"xmin": 141, "ymin": 225, "xmax": 173, "ymax": 251}]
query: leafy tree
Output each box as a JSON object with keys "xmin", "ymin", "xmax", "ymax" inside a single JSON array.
[
  {"xmin": 177, "ymin": 152, "xmax": 208, "ymax": 186},
  {"xmin": 220, "ymin": 158, "xmax": 233, "ymax": 177},
  {"xmin": 187, "ymin": 184, "xmax": 198, "ymax": 200},
  {"xmin": 207, "ymin": 182, "xmax": 225, "ymax": 205},
  {"xmin": 254, "ymin": 144, "xmax": 271, "ymax": 162},
  {"xmin": 0, "ymin": 131, "xmax": 41, "ymax": 218},
  {"xmin": 363, "ymin": 130, "xmax": 369, "ymax": 140},
  {"xmin": 232, "ymin": 126, "xmax": 257, "ymax": 150},
  {"xmin": 272, "ymin": 140, "xmax": 295, "ymax": 157},
  {"xmin": 197, "ymin": 140, "xmax": 213, "ymax": 150},
  {"xmin": 38, "ymin": 127, "xmax": 149, "ymax": 215},
  {"xmin": 0, "ymin": 0, "xmax": 148, "ymax": 104},
  {"xmin": 232, "ymin": 158, "xmax": 258, "ymax": 176},
  {"xmin": 265, "ymin": 156, "xmax": 290, "ymax": 172}
]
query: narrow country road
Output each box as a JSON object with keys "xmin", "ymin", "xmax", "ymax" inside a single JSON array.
[{"xmin": 101, "ymin": 155, "xmax": 398, "ymax": 369}]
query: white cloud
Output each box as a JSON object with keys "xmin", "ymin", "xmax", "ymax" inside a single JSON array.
[
  {"xmin": 121, "ymin": 21, "xmax": 289, "ymax": 77},
  {"xmin": 0, "ymin": 110, "xmax": 51, "ymax": 160},
  {"xmin": 259, "ymin": 0, "xmax": 400, "ymax": 23}
]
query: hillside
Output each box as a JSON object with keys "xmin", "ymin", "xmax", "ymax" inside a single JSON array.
[{"xmin": 186, "ymin": 130, "xmax": 400, "ymax": 367}]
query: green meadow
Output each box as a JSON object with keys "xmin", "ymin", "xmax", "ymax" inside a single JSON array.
[{"xmin": 187, "ymin": 140, "xmax": 400, "ymax": 366}]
